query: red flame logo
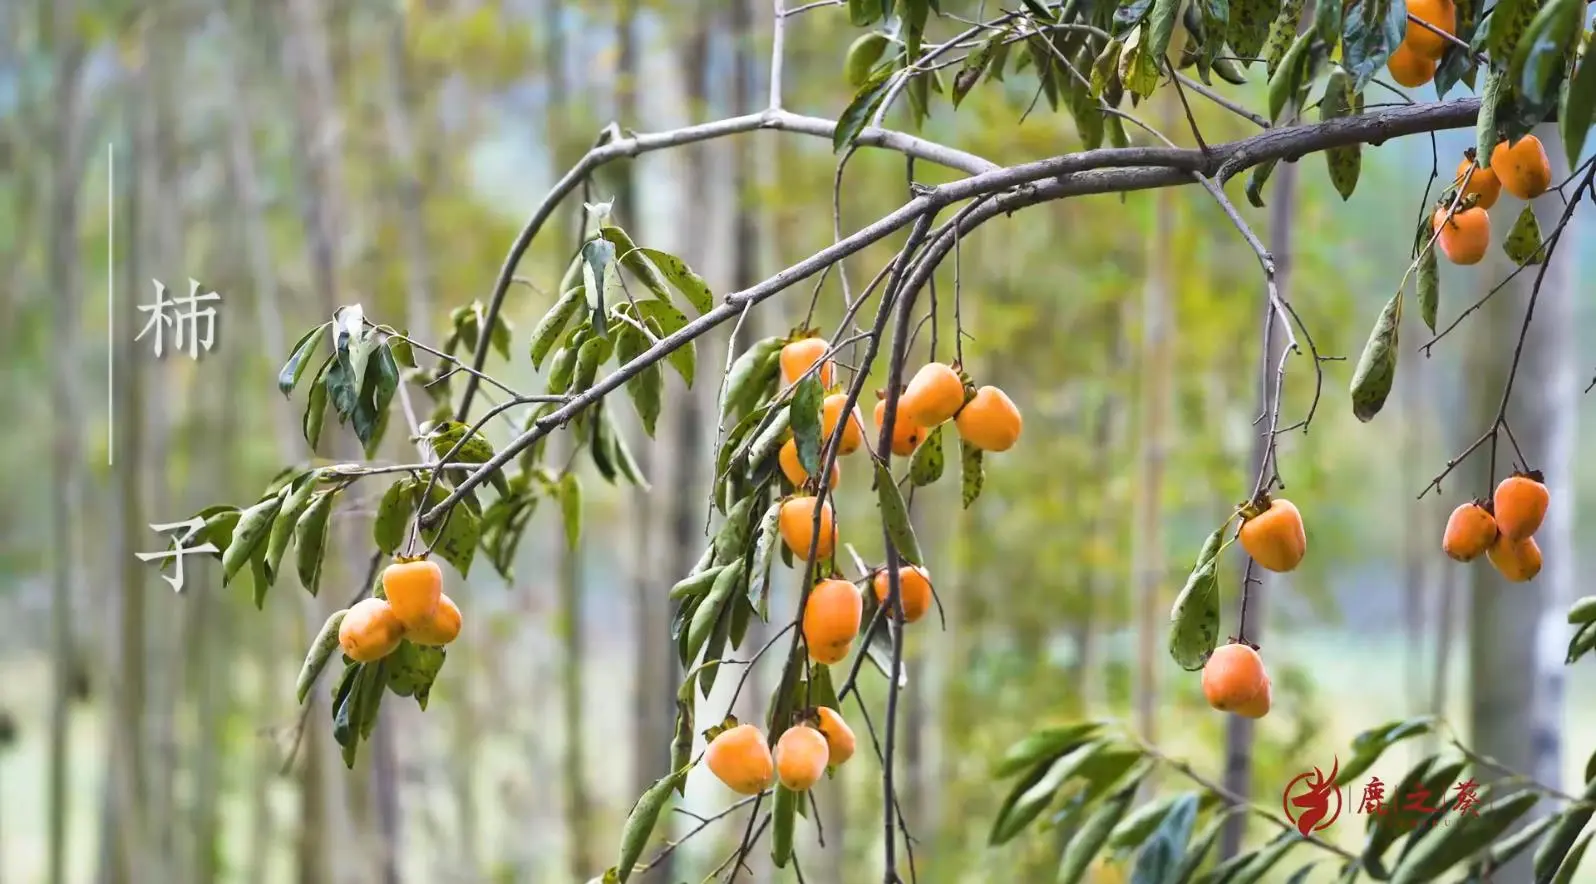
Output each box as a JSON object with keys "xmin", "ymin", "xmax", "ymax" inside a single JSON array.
[{"xmin": 1282, "ymin": 756, "xmax": 1343, "ymax": 837}]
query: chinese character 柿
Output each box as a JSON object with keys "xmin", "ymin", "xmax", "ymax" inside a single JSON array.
[
  {"xmin": 134, "ymin": 518, "xmax": 219, "ymax": 593},
  {"xmin": 136, "ymin": 278, "xmax": 221, "ymax": 359}
]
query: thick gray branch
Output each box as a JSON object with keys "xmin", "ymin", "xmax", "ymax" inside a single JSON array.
[{"xmin": 423, "ymin": 97, "xmax": 1484, "ymax": 524}]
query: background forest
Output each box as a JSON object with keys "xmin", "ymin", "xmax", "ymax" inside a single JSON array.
[{"xmin": 1, "ymin": 0, "xmax": 1593, "ymax": 882}]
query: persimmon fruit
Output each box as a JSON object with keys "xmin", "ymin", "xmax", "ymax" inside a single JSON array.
[
  {"xmin": 1404, "ymin": 0, "xmax": 1456, "ymax": 60},
  {"xmin": 774, "ymin": 725, "xmax": 831, "ymax": 791},
  {"xmin": 778, "ymin": 496, "xmax": 837, "ymax": 560},
  {"xmin": 874, "ymin": 399, "xmax": 926, "ymax": 456},
  {"xmin": 705, "ymin": 723, "xmax": 775, "ymax": 795},
  {"xmin": 821, "ymin": 393, "xmax": 866, "ymax": 455},
  {"xmin": 1233, "ymin": 676, "xmax": 1272, "ymax": 719},
  {"xmin": 1432, "ymin": 206, "xmax": 1489, "ymax": 266},
  {"xmin": 1201, "ymin": 643, "xmax": 1270, "ymax": 715},
  {"xmin": 339, "ymin": 597, "xmax": 405, "ymax": 663},
  {"xmin": 409, "ymin": 593, "xmax": 462, "ymax": 646},
  {"xmin": 954, "ymin": 385, "xmax": 1023, "ymax": 452},
  {"xmin": 778, "ymin": 438, "xmax": 840, "ymax": 490},
  {"xmin": 1238, "ymin": 498, "xmax": 1307, "ymax": 573},
  {"xmin": 815, "ymin": 706, "xmax": 856, "ymax": 767},
  {"xmin": 1487, "ymin": 534, "xmax": 1543, "ymax": 583},
  {"xmin": 902, "ymin": 363, "xmax": 968, "ymax": 427},
  {"xmin": 1442, "ymin": 501, "xmax": 1498, "ymax": 562},
  {"xmin": 780, "ymin": 337, "xmax": 833, "ymax": 389},
  {"xmin": 1490, "ymin": 135, "xmax": 1552, "ymax": 200},
  {"xmin": 872, "ymin": 565, "xmax": 933, "ymax": 624},
  {"xmin": 382, "ymin": 558, "xmax": 443, "ymax": 632},
  {"xmin": 1387, "ymin": 42, "xmax": 1436, "ymax": 88},
  {"xmin": 1493, "ymin": 473, "xmax": 1549, "ymax": 541},
  {"xmin": 1454, "ymin": 156, "xmax": 1501, "ymax": 211},
  {"xmin": 802, "ymin": 578, "xmax": 862, "ymax": 664}
]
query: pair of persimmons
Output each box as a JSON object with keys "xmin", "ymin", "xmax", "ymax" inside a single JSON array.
[
  {"xmin": 338, "ymin": 559, "xmax": 463, "ymax": 662},
  {"xmin": 774, "ymin": 336, "xmax": 1022, "ymax": 492}
]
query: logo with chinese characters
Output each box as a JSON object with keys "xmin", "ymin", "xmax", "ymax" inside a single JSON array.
[
  {"xmin": 1355, "ymin": 773, "xmax": 1484, "ymax": 828},
  {"xmin": 1282, "ymin": 756, "xmax": 1344, "ymax": 836}
]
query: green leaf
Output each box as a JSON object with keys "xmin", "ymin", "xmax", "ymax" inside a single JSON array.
[
  {"xmin": 1107, "ymin": 793, "xmax": 1183, "ymax": 854},
  {"xmin": 1482, "ymin": 812, "xmax": 1560, "ymax": 870},
  {"xmin": 1417, "ymin": 239, "xmax": 1440, "ymax": 333},
  {"xmin": 373, "ymin": 479, "xmax": 416, "ymax": 555},
  {"xmin": 670, "ymin": 565, "xmax": 725, "ymax": 601},
  {"xmin": 1548, "ymin": 831, "xmax": 1594, "ymax": 884},
  {"xmin": 1172, "ymin": 808, "xmax": 1236, "ymax": 883},
  {"xmin": 598, "ymin": 226, "xmax": 670, "ymax": 299},
  {"xmin": 953, "ymin": 31, "xmax": 1003, "ymax": 105},
  {"xmin": 1349, "ymin": 291, "xmax": 1401, "ymax": 423},
  {"xmin": 1230, "ymin": 829, "xmax": 1306, "ymax": 884},
  {"xmin": 1361, "ymin": 756, "xmax": 1446, "ymax": 873},
  {"xmin": 294, "ymin": 491, "xmax": 335, "ymax": 598},
  {"xmin": 529, "ymin": 285, "xmax": 586, "ymax": 370},
  {"xmin": 1336, "ymin": 717, "xmax": 1435, "ymax": 785},
  {"xmin": 1503, "ymin": 204, "xmax": 1545, "ymax": 265},
  {"xmin": 631, "ymin": 299, "xmax": 695, "ymax": 386},
  {"xmin": 1130, "ymin": 793, "xmax": 1200, "ymax": 881},
  {"xmin": 385, "ymin": 332, "xmax": 415, "ymax": 368},
  {"xmin": 721, "ymin": 336, "xmax": 785, "ymax": 421},
  {"xmin": 989, "ymin": 741, "xmax": 1105, "ymax": 845},
  {"xmin": 1561, "ymin": 34, "xmax": 1596, "ymax": 165},
  {"xmin": 1508, "ymin": 0, "xmax": 1578, "ymax": 108},
  {"xmin": 1057, "ymin": 780, "xmax": 1141, "ymax": 884},
  {"xmin": 1246, "ymin": 157, "xmax": 1280, "ymax": 207},
  {"xmin": 1169, "ymin": 557, "xmax": 1221, "ymax": 671},
  {"xmin": 1148, "ymin": 0, "xmax": 1183, "ymax": 60},
  {"xmin": 790, "ymin": 374, "xmax": 825, "ymax": 476},
  {"xmin": 418, "ymin": 484, "xmax": 481, "ymax": 577},
  {"xmin": 572, "ymin": 335, "xmax": 616, "ymax": 395},
  {"xmin": 1533, "ymin": 778, "xmax": 1596, "ymax": 883},
  {"xmin": 1227, "ymin": 0, "xmax": 1279, "ymax": 57},
  {"xmin": 1567, "ymin": 595, "xmax": 1596, "ymax": 624},
  {"xmin": 581, "ymin": 238, "xmax": 617, "ymax": 334},
  {"xmin": 637, "ymin": 248, "xmax": 714, "ymax": 316},
  {"xmin": 875, "ymin": 460, "xmax": 924, "ymax": 566},
  {"xmin": 295, "ymin": 610, "xmax": 346, "ymax": 704},
  {"xmin": 356, "ymin": 344, "xmax": 400, "ymax": 458},
  {"xmin": 834, "ymin": 65, "xmax": 897, "ymax": 151},
  {"xmin": 847, "ymin": 32, "xmax": 892, "ymax": 88},
  {"xmin": 713, "ymin": 495, "xmax": 759, "ymax": 566},
  {"xmin": 1566, "ymin": 620, "xmax": 1596, "ymax": 663},
  {"xmin": 1391, "ymin": 790, "xmax": 1540, "ymax": 883},
  {"xmin": 772, "ymin": 784, "xmax": 799, "ymax": 868},
  {"xmin": 1263, "ymin": 0, "xmax": 1306, "ymax": 76},
  {"xmin": 265, "ymin": 472, "xmax": 318, "ymax": 584},
  {"xmin": 849, "ymin": 0, "xmax": 883, "ymax": 27},
  {"xmin": 747, "ymin": 502, "xmax": 783, "ymax": 614},
  {"xmin": 1267, "ymin": 29, "xmax": 1313, "ymax": 122},
  {"xmin": 278, "ymin": 322, "xmax": 329, "ymax": 396},
  {"xmin": 559, "ymin": 472, "xmax": 582, "ymax": 551},
  {"xmin": 909, "ymin": 423, "xmax": 946, "ymax": 486},
  {"xmin": 686, "ymin": 564, "xmax": 742, "ymax": 667},
  {"xmin": 303, "ymin": 356, "xmax": 332, "ymax": 450},
  {"xmin": 384, "ymin": 638, "xmax": 441, "ymax": 697},
  {"xmin": 960, "ymin": 435, "xmax": 985, "ymax": 509},
  {"xmin": 612, "ymin": 767, "xmax": 687, "ymax": 882},
  {"xmin": 222, "ymin": 495, "xmax": 282, "ymax": 587},
  {"xmin": 1320, "ymin": 71, "xmax": 1363, "ymax": 199},
  {"xmin": 1477, "ymin": 68, "xmax": 1508, "ymax": 168},
  {"xmin": 1091, "ymin": 38, "xmax": 1125, "ymax": 98},
  {"xmin": 993, "ymin": 722, "xmax": 1105, "ymax": 779},
  {"xmin": 615, "ymin": 324, "xmax": 662, "ymax": 436}
]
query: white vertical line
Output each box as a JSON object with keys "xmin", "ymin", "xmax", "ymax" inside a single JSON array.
[{"xmin": 108, "ymin": 141, "xmax": 114, "ymax": 467}]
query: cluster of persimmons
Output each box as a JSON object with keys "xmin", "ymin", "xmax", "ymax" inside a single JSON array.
[
  {"xmin": 703, "ymin": 335, "xmax": 1024, "ymax": 796},
  {"xmin": 1443, "ymin": 471, "xmax": 1550, "ymax": 582},
  {"xmin": 1434, "ymin": 139, "xmax": 1553, "ymax": 266},
  {"xmin": 1200, "ymin": 496, "xmax": 1307, "ymax": 722},
  {"xmin": 338, "ymin": 558, "xmax": 463, "ymax": 662}
]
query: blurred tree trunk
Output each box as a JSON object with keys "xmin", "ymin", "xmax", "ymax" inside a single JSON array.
[
  {"xmin": 382, "ymin": 9, "xmax": 434, "ymax": 336},
  {"xmin": 559, "ymin": 482, "xmax": 593, "ymax": 879},
  {"xmin": 1401, "ymin": 350, "xmax": 1428, "ymax": 721},
  {"xmin": 1076, "ymin": 310, "xmax": 1127, "ymax": 712},
  {"xmin": 45, "ymin": 3, "xmax": 87, "ymax": 882},
  {"xmin": 1132, "ymin": 94, "xmax": 1178, "ymax": 748},
  {"xmin": 1464, "ymin": 169, "xmax": 1546, "ymax": 881},
  {"xmin": 282, "ymin": 0, "xmax": 357, "ymax": 876},
  {"xmin": 1521, "ymin": 124, "xmax": 1576, "ymax": 793},
  {"xmin": 1219, "ymin": 159, "xmax": 1296, "ymax": 860}
]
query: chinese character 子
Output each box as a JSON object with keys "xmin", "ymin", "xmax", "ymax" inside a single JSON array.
[
  {"xmin": 1359, "ymin": 777, "xmax": 1387, "ymax": 815},
  {"xmin": 134, "ymin": 518, "xmax": 219, "ymax": 593},
  {"xmin": 136, "ymin": 278, "xmax": 221, "ymax": 359},
  {"xmin": 1453, "ymin": 779, "xmax": 1482, "ymax": 816},
  {"xmin": 1401, "ymin": 783, "xmax": 1438, "ymax": 815}
]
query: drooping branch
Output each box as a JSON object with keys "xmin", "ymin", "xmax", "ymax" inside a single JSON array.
[{"xmin": 424, "ymin": 97, "xmax": 1488, "ymax": 525}]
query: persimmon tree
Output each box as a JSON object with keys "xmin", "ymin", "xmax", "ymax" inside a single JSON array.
[{"xmin": 143, "ymin": 0, "xmax": 1596, "ymax": 880}]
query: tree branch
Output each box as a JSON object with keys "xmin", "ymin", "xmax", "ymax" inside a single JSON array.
[{"xmin": 425, "ymin": 97, "xmax": 1486, "ymax": 524}]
